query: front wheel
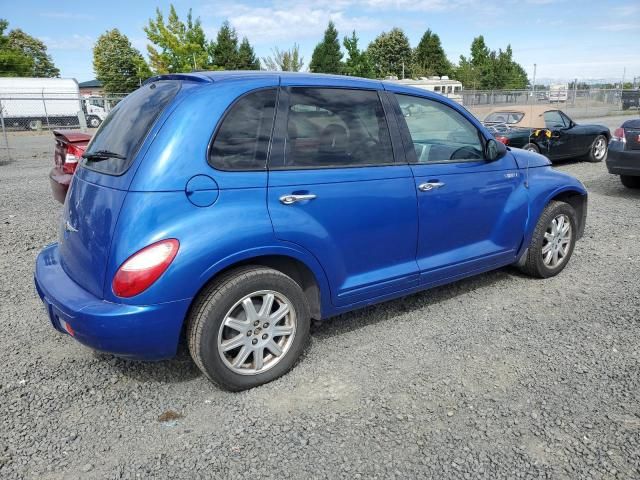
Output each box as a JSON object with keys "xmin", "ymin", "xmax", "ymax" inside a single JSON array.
[
  {"xmin": 187, "ymin": 266, "xmax": 310, "ymax": 391},
  {"xmin": 522, "ymin": 143, "xmax": 540, "ymax": 153},
  {"xmin": 620, "ymin": 175, "xmax": 640, "ymax": 189},
  {"xmin": 518, "ymin": 201, "xmax": 577, "ymax": 278},
  {"xmin": 586, "ymin": 135, "xmax": 608, "ymax": 162}
]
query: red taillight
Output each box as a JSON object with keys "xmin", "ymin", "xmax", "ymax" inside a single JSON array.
[
  {"xmin": 495, "ymin": 135, "xmax": 509, "ymax": 145},
  {"xmin": 63, "ymin": 144, "xmax": 85, "ymax": 174},
  {"xmin": 612, "ymin": 127, "xmax": 626, "ymax": 143},
  {"xmin": 112, "ymin": 239, "xmax": 179, "ymax": 298}
]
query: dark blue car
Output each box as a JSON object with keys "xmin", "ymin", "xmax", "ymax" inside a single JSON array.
[{"xmin": 35, "ymin": 72, "xmax": 587, "ymax": 391}]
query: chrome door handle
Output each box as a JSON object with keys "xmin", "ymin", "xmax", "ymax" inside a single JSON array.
[
  {"xmin": 418, "ymin": 182, "xmax": 445, "ymax": 192},
  {"xmin": 279, "ymin": 194, "xmax": 317, "ymax": 205}
]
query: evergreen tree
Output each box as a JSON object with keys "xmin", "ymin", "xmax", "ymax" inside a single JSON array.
[
  {"xmin": 454, "ymin": 36, "xmax": 527, "ymax": 89},
  {"xmin": 236, "ymin": 37, "xmax": 260, "ymax": 70},
  {"xmin": 93, "ymin": 29, "xmax": 151, "ymax": 94},
  {"xmin": 212, "ymin": 21, "xmax": 239, "ymax": 69},
  {"xmin": 413, "ymin": 29, "xmax": 450, "ymax": 77},
  {"xmin": 309, "ymin": 21, "xmax": 343, "ymax": 74},
  {"xmin": 343, "ymin": 31, "xmax": 374, "ymax": 78},
  {"xmin": 367, "ymin": 28, "xmax": 412, "ymax": 78}
]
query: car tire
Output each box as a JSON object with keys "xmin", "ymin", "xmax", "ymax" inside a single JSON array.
[
  {"xmin": 586, "ymin": 135, "xmax": 608, "ymax": 162},
  {"xmin": 88, "ymin": 116, "xmax": 102, "ymax": 128},
  {"xmin": 620, "ymin": 175, "xmax": 640, "ymax": 189},
  {"xmin": 187, "ymin": 265, "xmax": 310, "ymax": 391},
  {"xmin": 518, "ymin": 201, "xmax": 577, "ymax": 279},
  {"xmin": 523, "ymin": 143, "xmax": 540, "ymax": 153}
]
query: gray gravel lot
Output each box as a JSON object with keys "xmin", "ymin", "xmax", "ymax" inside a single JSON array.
[{"xmin": 1, "ymin": 117, "xmax": 639, "ymax": 479}]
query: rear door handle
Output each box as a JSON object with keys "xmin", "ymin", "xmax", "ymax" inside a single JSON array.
[
  {"xmin": 279, "ymin": 194, "xmax": 317, "ymax": 205},
  {"xmin": 418, "ymin": 182, "xmax": 445, "ymax": 192}
]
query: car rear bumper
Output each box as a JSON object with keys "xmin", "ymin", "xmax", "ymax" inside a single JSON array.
[
  {"xmin": 49, "ymin": 167, "xmax": 72, "ymax": 204},
  {"xmin": 34, "ymin": 243, "xmax": 191, "ymax": 360},
  {"xmin": 606, "ymin": 143, "xmax": 640, "ymax": 176}
]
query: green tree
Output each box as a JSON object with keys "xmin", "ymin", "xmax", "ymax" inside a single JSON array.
[
  {"xmin": 0, "ymin": 19, "xmax": 59, "ymax": 77},
  {"xmin": 145, "ymin": 4, "xmax": 211, "ymax": 73},
  {"xmin": 211, "ymin": 21, "xmax": 239, "ymax": 69},
  {"xmin": 343, "ymin": 31, "xmax": 374, "ymax": 78},
  {"xmin": 93, "ymin": 29, "xmax": 151, "ymax": 94},
  {"xmin": 236, "ymin": 37, "xmax": 260, "ymax": 70},
  {"xmin": 367, "ymin": 27, "xmax": 412, "ymax": 78},
  {"xmin": 412, "ymin": 29, "xmax": 450, "ymax": 77},
  {"xmin": 309, "ymin": 21, "xmax": 343, "ymax": 74},
  {"xmin": 262, "ymin": 45, "xmax": 304, "ymax": 72},
  {"xmin": 454, "ymin": 36, "xmax": 527, "ymax": 89}
]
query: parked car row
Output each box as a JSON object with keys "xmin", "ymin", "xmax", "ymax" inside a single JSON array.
[{"xmin": 36, "ymin": 71, "xmax": 589, "ymax": 391}]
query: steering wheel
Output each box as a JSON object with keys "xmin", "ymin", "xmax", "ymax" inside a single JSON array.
[{"xmin": 450, "ymin": 145, "xmax": 481, "ymax": 160}]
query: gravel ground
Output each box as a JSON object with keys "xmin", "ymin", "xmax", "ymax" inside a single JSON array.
[{"xmin": 1, "ymin": 121, "xmax": 639, "ymax": 479}]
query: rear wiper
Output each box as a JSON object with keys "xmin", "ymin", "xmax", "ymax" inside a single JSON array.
[{"xmin": 82, "ymin": 150, "xmax": 126, "ymax": 161}]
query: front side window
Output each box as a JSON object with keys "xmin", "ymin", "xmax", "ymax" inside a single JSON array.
[
  {"xmin": 283, "ymin": 88, "xmax": 394, "ymax": 168},
  {"xmin": 209, "ymin": 89, "xmax": 277, "ymax": 171},
  {"xmin": 395, "ymin": 94, "xmax": 484, "ymax": 163},
  {"xmin": 544, "ymin": 111, "xmax": 566, "ymax": 129}
]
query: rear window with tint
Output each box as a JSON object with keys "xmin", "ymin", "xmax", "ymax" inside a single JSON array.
[{"xmin": 82, "ymin": 81, "xmax": 180, "ymax": 175}]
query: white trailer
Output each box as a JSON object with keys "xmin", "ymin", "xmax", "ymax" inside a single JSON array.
[
  {"xmin": 389, "ymin": 76, "xmax": 464, "ymax": 104},
  {"xmin": 0, "ymin": 77, "xmax": 107, "ymax": 129}
]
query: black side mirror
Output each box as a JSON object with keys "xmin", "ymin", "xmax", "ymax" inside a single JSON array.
[{"xmin": 486, "ymin": 138, "xmax": 507, "ymax": 161}]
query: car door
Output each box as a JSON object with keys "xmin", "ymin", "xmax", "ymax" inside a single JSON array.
[
  {"xmin": 390, "ymin": 91, "xmax": 528, "ymax": 287},
  {"xmin": 544, "ymin": 110, "xmax": 575, "ymax": 158},
  {"xmin": 267, "ymin": 87, "xmax": 419, "ymax": 307}
]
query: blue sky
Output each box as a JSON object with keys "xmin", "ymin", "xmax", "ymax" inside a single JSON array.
[{"xmin": 1, "ymin": 0, "xmax": 638, "ymax": 84}]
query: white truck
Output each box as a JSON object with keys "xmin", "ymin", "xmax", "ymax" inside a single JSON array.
[
  {"xmin": 549, "ymin": 83, "xmax": 569, "ymax": 103},
  {"xmin": 0, "ymin": 77, "xmax": 107, "ymax": 130}
]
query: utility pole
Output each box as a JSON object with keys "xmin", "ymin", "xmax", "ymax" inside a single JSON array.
[{"xmin": 573, "ymin": 77, "xmax": 578, "ymax": 105}]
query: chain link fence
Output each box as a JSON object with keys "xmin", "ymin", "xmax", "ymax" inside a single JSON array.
[
  {"xmin": 464, "ymin": 88, "xmax": 634, "ymax": 121},
  {"xmin": 0, "ymin": 88, "xmax": 637, "ymax": 166},
  {"xmin": 0, "ymin": 93, "xmax": 125, "ymax": 165}
]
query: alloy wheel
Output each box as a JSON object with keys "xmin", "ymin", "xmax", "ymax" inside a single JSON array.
[
  {"xmin": 217, "ymin": 290, "xmax": 296, "ymax": 375},
  {"xmin": 593, "ymin": 137, "xmax": 607, "ymax": 160},
  {"xmin": 542, "ymin": 214, "xmax": 572, "ymax": 268}
]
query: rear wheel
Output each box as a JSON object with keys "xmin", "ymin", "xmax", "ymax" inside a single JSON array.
[
  {"xmin": 522, "ymin": 143, "xmax": 540, "ymax": 153},
  {"xmin": 187, "ymin": 266, "xmax": 310, "ymax": 391},
  {"xmin": 586, "ymin": 135, "xmax": 607, "ymax": 162},
  {"xmin": 518, "ymin": 201, "xmax": 577, "ymax": 278},
  {"xmin": 620, "ymin": 175, "xmax": 640, "ymax": 189}
]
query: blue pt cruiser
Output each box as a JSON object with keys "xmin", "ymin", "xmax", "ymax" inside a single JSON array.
[{"xmin": 35, "ymin": 72, "xmax": 587, "ymax": 391}]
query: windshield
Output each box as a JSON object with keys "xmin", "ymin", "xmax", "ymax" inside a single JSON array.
[
  {"xmin": 83, "ymin": 80, "xmax": 180, "ymax": 175},
  {"xmin": 484, "ymin": 112, "xmax": 524, "ymax": 125}
]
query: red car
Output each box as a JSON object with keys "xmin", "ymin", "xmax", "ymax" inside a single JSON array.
[{"xmin": 50, "ymin": 130, "xmax": 91, "ymax": 203}]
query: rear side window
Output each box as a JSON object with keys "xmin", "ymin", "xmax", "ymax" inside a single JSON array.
[
  {"xmin": 83, "ymin": 81, "xmax": 180, "ymax": 175},
  {"xmin": 209, "ymin": 89, "xmax": 277, "ymax": 171},
  {"xmin": 283, "ymin": 88, "xmax": 393, "ymax": 168}
]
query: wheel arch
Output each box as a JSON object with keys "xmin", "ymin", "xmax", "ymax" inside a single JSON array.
[
  {"xmin": 548, "ymin": 189, "xmax": 587, "ymax": 239},
  {"xmin": 520, "ymin": 184, "xmax": 588, "ymax": 260},
  {"xmin": 189, "ymin": 247, "xmax": 332, "ymax": 325}
]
